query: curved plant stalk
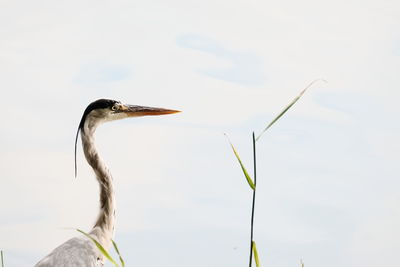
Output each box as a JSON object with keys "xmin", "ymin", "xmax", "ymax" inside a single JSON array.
[
  {"xmin": 227, "ymin": 81, "xmax": 322, "ymax": 267},
  {"xmin": 112, "ymin": 240, "xmax": 125, "ymax": 267}
]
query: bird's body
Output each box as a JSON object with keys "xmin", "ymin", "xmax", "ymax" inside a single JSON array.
[
  {"xmin": 35, "ymin": 99, "xmax": 179, "ymax": 267},
  {"xmin": 34, "ymin": 236, "xmax": 104, "ymax": 266}
]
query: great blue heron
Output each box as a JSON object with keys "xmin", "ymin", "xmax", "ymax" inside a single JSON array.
[{"xmin": 35, "ymin": 99, "xmax": 180, "ymax": 267}]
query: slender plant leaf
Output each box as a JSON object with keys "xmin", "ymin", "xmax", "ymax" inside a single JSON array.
[
  {"xmin": 1, "ymin": 250, "xmax": 4, "ymax": 267},
  {"xmin": 76, "ymin": 229, "xmax": 119, "ymax": 267},
  {"xmin": 256, "ymin": 79, "xmax": 326, "ymax": 141},
  {"xmin": 225, "ymin": 134, "xmax": 255, "ymax": 190},
  {"xmin": 252, "ymin": 241, "xmax": 260, "ymax": 267},
  {"xmin": 112, "ymin": 240, "xmax": 125, "ymax": 267}
]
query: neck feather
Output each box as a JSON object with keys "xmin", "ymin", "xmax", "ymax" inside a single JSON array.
[{"xmin": 80, "ymin": 125, "xmax": 116, "ymax": 244}]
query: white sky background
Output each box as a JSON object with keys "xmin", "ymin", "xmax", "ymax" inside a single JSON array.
[{"xmin": 0, "ymin": 0, "xmax": 399, "ymax": 266}]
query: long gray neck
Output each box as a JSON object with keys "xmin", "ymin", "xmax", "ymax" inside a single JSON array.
[{"xmin": 80, "ymin": 123, "xmax": 116, "ymax": 246}]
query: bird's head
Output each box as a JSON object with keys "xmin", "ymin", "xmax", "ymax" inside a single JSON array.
[
  {"xmin": 75, "ymin": 98, "xmax": 180, "ymax": 176},
  {"xmin": 77, "ymin": 99, "xmax": 180, "ymax": 133}
]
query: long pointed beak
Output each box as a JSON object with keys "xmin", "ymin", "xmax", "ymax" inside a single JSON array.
[{"xmin": 121, "ymin": 104, "xmax": 181, "ymax": 117}]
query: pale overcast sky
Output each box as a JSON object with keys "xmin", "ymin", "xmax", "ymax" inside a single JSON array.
[{"xmin": 1, "ymin": 0, "xmax": 399, "ymax": 266}]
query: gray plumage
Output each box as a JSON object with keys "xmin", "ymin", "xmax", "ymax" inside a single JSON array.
[
  {"xmin": 35, "ymin": 99, "xmax": 179, "ymax": 267},
  {"xmin": 34, "ymin": 236, "xmax": 104, "ymax": 267}
]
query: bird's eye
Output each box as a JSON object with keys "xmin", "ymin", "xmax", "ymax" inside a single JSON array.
[{"xmin": 111, "ymin": 105, "xmax": 119, "ymax": 111}]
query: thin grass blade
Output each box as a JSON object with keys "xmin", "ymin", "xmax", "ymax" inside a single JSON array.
[
  {"xmin": 256, "ymin": 79, "xmax": 326, "ymax": 141},
  {"xmin": 225, "ymin": 134, "xmax": 255, "ymax": 190},
  {"xmin": 252, "ymin": 241, "xmax": 260, "ymax": 267},
  {"xmin": 76, "ymin": 229, "xmax": 119, "ymax": 267},
  {"xmin": 1, "ymin": 250, "xmax": 4, "ymax": 267},
  {"xmin": 112, "ymin": 240, "xmax": 125, "ymax": 267}
]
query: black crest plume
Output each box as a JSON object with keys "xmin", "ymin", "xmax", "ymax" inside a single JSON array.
[{"xmin": 74, "ymin": 99, "xmax": 118, "ymax": 177}]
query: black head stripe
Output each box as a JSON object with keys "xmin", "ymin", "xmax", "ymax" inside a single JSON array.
[{"xmin": 78, "ymin": 99, "xmax": 119, "ymax": 129}]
